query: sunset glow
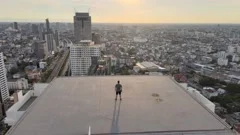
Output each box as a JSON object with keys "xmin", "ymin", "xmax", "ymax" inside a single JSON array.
[{"xmin": 1, "ymin": 0, "xmax": 240, "ymax": 23}]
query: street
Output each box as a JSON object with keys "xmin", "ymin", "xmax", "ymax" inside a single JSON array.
[{"xmin": 46, "ymin": 49, "xmax": 69, "ymax": 82}]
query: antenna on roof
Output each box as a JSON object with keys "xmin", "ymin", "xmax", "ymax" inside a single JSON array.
[
  {"xmin": 88, "ymin": 126, "xmax": 91, "ymax": 135},
  {"xmin": 74, "ymin": 8, "xmax": 76, "ymax": 13},
  {"xmin": 88, "ymin": 8, "xmax": 91, "ymax": 13}
]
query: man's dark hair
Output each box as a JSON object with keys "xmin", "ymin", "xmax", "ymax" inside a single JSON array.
[{"xmin": 118, "ymin": 81, "xmax": 120, "ymax": 84}]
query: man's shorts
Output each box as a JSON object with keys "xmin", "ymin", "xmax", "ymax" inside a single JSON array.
[{"xmin": 116, "ymin": 91, "xmax": 122, "ymax": 95}]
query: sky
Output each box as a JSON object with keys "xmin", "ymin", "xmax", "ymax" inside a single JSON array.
[{"xmin": 1, "ymin": 0, "xmax": 240, "ymax": 23}]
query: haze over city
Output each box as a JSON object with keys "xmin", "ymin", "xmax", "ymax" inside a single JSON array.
[{"xmin": 1, "ymin": 0, "xmax": 240, "ymax": 23}]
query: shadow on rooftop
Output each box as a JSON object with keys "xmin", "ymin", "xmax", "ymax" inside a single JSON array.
[{"xmin": 110, "ymin": 100, "xmax": 121, "ymax": 133}]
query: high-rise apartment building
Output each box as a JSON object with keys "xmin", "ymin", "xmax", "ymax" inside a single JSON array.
[
  {"xmin": 46, "ymin": 18, "xmax": 51, "ymax": 33},
  {"xmin": 74, "ymin": 13, "xmax": 92, "ymax": 42},
  {"xmin": 31, "ymin": 24, "xmax": 39, "ymax": 34},
  {"xmin": 0, "ymin": 101, "xmax": 3, "ymax": 119},
  {"xmin": 13, "ymin": 22, "xmax": 18, "ymax": 30},
  {"xmin": 32, "ymin": 41, "xmax": 45, "ymax": 59},
  {"xmin": 0, "ymin": 53, "xmax": 10, "ymax": 117},
  {"xmin": 237, "ymin": 46, "xmax": 240, "ymax": 54},
  {"xmin": 54, "ymin": 30, "xmax": 59, "ymax": 47},
  {"xmin": 38, "ymin": 23, "xmax": 45, "ymax": 40},
  {"xmin": 70, "ymin": 41, "xmax": 100, "ymax": 76},
  {"xmin": 56, "ymin": 22, "xmax": 60, "ymax": 31},
  {"xmin": 45, "ymin": 33, "xmax": 55, "ymax": 54},
  {"xmin": 0, "ymin": 53, "xmax": 9, "ymax": 103}
]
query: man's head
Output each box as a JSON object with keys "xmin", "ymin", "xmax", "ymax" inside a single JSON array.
[{"xmin": 118, "ymin": 80, "xmax": 120, "ymax": 84}]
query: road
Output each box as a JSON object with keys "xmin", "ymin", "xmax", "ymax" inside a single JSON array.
[
  {"xmin": 60, "ymin": 56, "xmax": 69, "ymax": 76},
  {"xmin": 46, "ymin": 49, "xmax": 70, "ymax": 83},
  {"xmin": 48, "ymin": 55, "xmax": 60, "ymax": 71}
]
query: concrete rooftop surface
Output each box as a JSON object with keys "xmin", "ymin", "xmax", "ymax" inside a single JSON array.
[{"xmin": 7, "ymin": 76, "xmax": 235, "ymax": 135}]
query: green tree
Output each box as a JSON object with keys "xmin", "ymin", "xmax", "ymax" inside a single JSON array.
[
  {"xmin": 189, "ymin": 70, "xmax": 195, "ymax": 75},
  {"xmin": 225, "ymin": 83, "xmax": 240, "ymax": 93},
  {"xmin": 138, "ymin": 70, "xmax": 146, "ymax": 75},
  {"xmin": 120, "ymin": 69, "xmax": 130, "ymax": 75},
  {"xmin": 199, "ymin": 76, "xmax": 217, "ymax": 87},
  {"xmin": 127, "ymin": 48, "xmax": 136, "ymax": 55},
  {"xmin": 46, "ymin": 57, "xmax": 53, "ymax": 65},
  {"xmin": 10, "ymin": 67, "xmax": 19, "ymax": 74},
  {"xmin": 54, "ymin": 52, "xmax": 59, "ymax": 57},
  {"xmin": 119, "ymin": 47, "xmax": 125, "ymax": 52},
  {"xmin": 0, "ymin": 120, "xmax": 7, "ymax": 135},
  {"xmin": 18, "ymin": 61, "xmax": 29, "ymax": 71},
  {"xmin": 111, "ymin": 66, "xmax": 116, "ymax": 74},
  {"xmin": 226, "ymin": 55, "xmax": 233, "ymax": 62}
]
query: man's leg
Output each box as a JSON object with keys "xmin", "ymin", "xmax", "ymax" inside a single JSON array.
[
  {"xmin": 120, "ymin": 92, "xmax": 122, "ymax": 100},
  {"xmin": 115, "ymin": 92, "xmax": 118, "ymax": 100}
]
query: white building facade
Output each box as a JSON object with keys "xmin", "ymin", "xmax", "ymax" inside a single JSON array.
[
  {"xmin": 237, "ymin": 46, "xmax": 240, "ymax": 54},
  {"xmin": 7, "ymin": 78, "xmax": 29, "ymax": 90},
  {"xmin": 39, "ymin": 62, "xmax": 47, "ymax": 69},
  {"xmin": 0, "ymin": 53, "xmax": 9, "ymax": 103},
  {"xmin": 70, "ymin": 41, "xmax": 100, "ymax": 76},
  {"xmin": 232, "ymin": 54, "xmax": 240, "ymax": 62},
  {"xmin": 217, "ymin": 51, "xmax": 227, "ymax": 58},
  {"xmin": 228, "ymin": 46, "xmax": 235, "ymax": 54},
  {"xmin": 217, "ymin": 58, "xmax": 228, "ymax": 66}
]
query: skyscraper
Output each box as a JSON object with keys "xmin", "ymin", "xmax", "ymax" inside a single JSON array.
[
  {"xmin": 38, "ymin": 23, "xmax": 45, "ymax": 40},
  {"xmin": 32, "ymin": 41, "xmax": 45, "ymax": 59},
  {"xmin": 45, "ymin": 33, "xmax": 54, "ymax": 54},
  {"xmin": 13, "ymin": 22, "xmax": 18, "ymax": 30},
  {"xmin": 54, "ymin": 30, "xmax": 59, "ymax": 47},
  {"xmin": 70, "ymin": 41, "xmax": 100, "ymax": 76},
  {"xmin": 0, "ymin": 53, "xmax": 10, "ymax": 116},
  {"xmin": 31, "ymin": 24, "xmax": 39, "ymax": 34},
  {"xmin": 0, "ymin": 101, "xmax": 3, "ymax": 119},
  {"xmin": 74, "ymin": 13, "xmax": 92, "ymax": 42},
  {"xmin": 46, "ymin": 18, "xmax": 51, "ymax": 33},
  {"xmin": 92, "ymin": 33, "xmax": 101, "ymax": 44},
  {"xmin": 56, "ymin": 22, "xmax": 60, "ymax": 31}
]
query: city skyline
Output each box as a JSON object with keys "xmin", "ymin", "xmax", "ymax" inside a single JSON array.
[{"xmin": 1, "ymin": 0, "xmax": 240, "ymax": 23}]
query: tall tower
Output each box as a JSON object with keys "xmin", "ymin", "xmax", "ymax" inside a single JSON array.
[
  {"xmin": 45, "ymin": 33, "xmax": 54, "ymax": 54},
  {"xmin": 74, "ymin": 13, "xmax": 92, "ymax": 42},
  {"xmin": 13, "ymin": 22, "xmax": 18, "ymax": 30},
  {"xmin": 55, "ymin": 30, "xmax": 60, "ymax": 47},
  {"xmin": 0, "ymin": 53, "xmax": 10, "ymax": 116},
  {"xmin": 38, "ymin": 23, "xmax": 45, "ymax": 40},
  {"xmin": 46, "ymin": 18, "xmax": 51, "ymax": 33},
  {"xmin": 31, "ymin": 24, "xmax": 39, "ymax": 34}
]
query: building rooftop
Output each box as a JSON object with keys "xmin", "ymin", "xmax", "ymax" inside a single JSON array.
[
  {"xmin": 75, "ymin": 12, "xmax": 89, "ymax": 17},
  {"xmin": 7, "ymin": 76, "xmax": 235, "ymax": 135},
  {"xmin": 137, "ymin": 62, "xmax": 166, "ymax": 70}
]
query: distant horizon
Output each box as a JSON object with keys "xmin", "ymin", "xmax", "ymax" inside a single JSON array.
[
  {"xmin": 1, "ymin": 0, "xmax": 240, "ymax": 24},
  {"xmin": 1, "ymin": 21, "xmax": 240, "ymax": 25}
]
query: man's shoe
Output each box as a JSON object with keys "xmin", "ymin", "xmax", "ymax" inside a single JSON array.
[{"xmin": 115, "ymin": 98, "xmax": 117, "ymax": 100}]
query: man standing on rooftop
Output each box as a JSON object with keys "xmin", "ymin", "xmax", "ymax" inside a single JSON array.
[{"xmin": 115, "ymin": 81, "xmax": 122, "ymax": 100}]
